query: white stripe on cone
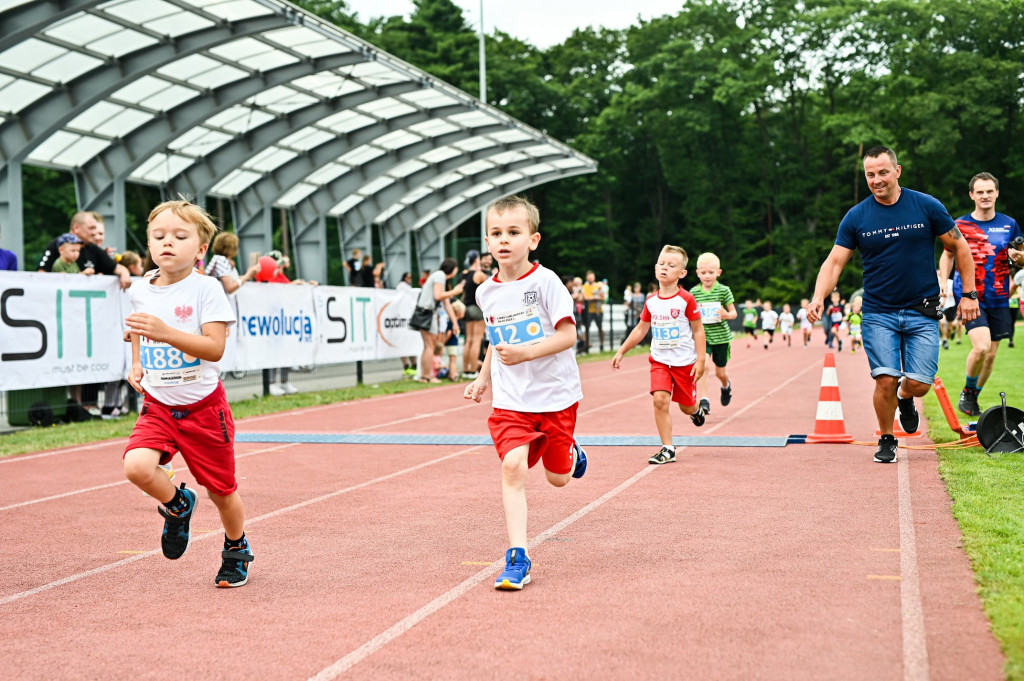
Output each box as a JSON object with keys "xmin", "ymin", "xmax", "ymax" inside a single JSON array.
[
  {"xmin": 815, "ymin": 401, "xmax": 845, "ymax": 421},
  {"xmin": 820, "ymin": 368, "xmax": 839, "ymax": 387}
]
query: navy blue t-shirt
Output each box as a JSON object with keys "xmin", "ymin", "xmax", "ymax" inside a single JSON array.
[{"xmin": 836, "ymin": 188, "xmax": 954, "ymax": 313}]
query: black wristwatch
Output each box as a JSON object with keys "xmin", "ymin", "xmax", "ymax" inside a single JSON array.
[{"xmin": 963, "ymin": 290, "xmax": 979, "ymax": 300}]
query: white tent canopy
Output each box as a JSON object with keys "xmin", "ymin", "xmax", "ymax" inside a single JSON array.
[{"xmin": 0, "ymin": 0, "xmax": 596, "ymax": 282}]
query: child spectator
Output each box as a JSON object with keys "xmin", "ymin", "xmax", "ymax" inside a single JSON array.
[
  {"xmin": 612, "ymin": 245, "xmax": 707, "ymax": 466},
  {"xmin": 689, "ymin": 252, "xmax": 737, "ymax": 415},
  {"xmin": 439, "ymin": 299, "xmax": 465, "ymax": 380},
  {"xmin": 122, "ymin": 199, "xmax": 253, "ymax": 588},
  {"xmin": 52, "ymin": 233, "xmax": 83, "ymax": 274},
  {"xmin": 118, "ymin": 250, "xmax": 144, "ymax": 276},
  {"xmin": 464, "ymin": 195, "xmax": 587, "ymax": 590}
]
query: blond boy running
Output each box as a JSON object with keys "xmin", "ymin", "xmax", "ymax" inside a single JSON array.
[{"xmin": 689, "ymin": 252, "xmax": 737, "ymax": 414}]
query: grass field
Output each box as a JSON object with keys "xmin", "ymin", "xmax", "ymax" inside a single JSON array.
[
  {"xmin": 2, "ymin": 339, "xmax": 1022, "ymax": 676},
  {"xmin": 924, "ymin": 330, "xmax": 1024, "ymax": 680}
]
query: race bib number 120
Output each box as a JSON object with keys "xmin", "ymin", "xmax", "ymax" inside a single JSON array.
[{"xmin": 486, "ymin": 305, "xmax": 545, "ymax": 347}]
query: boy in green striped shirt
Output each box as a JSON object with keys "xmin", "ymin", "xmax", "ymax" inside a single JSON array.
[{"xmin": 690, "ymin": 253, "xmax": 738, "ymax": 413}]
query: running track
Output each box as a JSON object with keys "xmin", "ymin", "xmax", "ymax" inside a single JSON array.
[{"xmin": 0, "ymin": 335, "xmax": 1005, "ymax": 680}]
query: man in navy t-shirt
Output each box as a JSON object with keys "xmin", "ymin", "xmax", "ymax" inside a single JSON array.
[
  {"xmin": 806, "ymin": 146, "xmax": 978, "ymax": 465},
  {"xmin": 938, "ymin": 172, "xmax": 1024, "ymax": 416}
]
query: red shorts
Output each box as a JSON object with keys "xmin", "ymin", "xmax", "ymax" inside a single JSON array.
[
  {"xmin": 488, "ymin": 403, "xmax": 579, "ymax": 475},
  {"xmin": 649, "ymin": 356, "xmax": 697, "ymax": 406},
  {"xmin": 124, "ymin": 383, "xmax": 238, "ymax": 496}
]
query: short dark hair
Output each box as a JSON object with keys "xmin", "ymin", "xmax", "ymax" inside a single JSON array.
[
  {"xmin": 440, "ymin": 257, "xmax": 458, "ymax": 275},
  {"xmin": 969, "ymin": 172, "xmax": 999, "ymax": 192},
  {"xmin": 863, "ymin": 145, "xmax": 898, "ymax": 167}
]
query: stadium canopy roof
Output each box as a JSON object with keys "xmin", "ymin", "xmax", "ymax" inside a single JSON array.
[{"xmin": 0, "ymin": 0, "xmax": 596, "ymax": 283}]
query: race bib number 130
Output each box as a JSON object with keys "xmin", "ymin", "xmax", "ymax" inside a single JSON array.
[{"xmin": 486, "ymin": 305, "xmax": 545, "ymax": 346}]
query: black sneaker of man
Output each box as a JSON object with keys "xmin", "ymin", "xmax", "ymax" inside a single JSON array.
[
  {"xmin": 873, "ymin": 434, "xmax": 898, "ymax": 464},
  {"xmin": 958, "ymin": 387, "xmax": 982, "ymax": 417},
  {"xmin": 699, "ymin": 397, "xmax": 711, "ymax": 415},
  {"xmin": 720, "ymin": 382, "xmax": 732, "ymax": 406},
  {"xmin": 648, "ymin": 446, "xmax": 676, "ymax": 465},
  {"xmin": 896, "ymin": 392, "xmax": 920, "ymax": 434}
]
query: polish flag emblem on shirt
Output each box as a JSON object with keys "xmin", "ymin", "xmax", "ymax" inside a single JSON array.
[{"xmin": 174, "ymin": 305, "xmax": 194, "ymax": 322}]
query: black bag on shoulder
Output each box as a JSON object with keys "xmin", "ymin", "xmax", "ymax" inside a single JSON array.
[{"xmin": 408, "ymin": 306, "xmax": 434, "ymax": 332}]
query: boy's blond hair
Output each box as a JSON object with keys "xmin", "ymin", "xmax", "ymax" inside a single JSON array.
[
  {"xmin": 661, "ymin": 244, "xmax": 688, "ymax": 269},
  {"xmin": 148, "ymin": 199, "xmax": 219, "ymax": 247},
  {"xmin": 487, "ymin": 195, "xmax": 540, "ymax": 234},
  {"xmin": 695, "ymin": 252, "xmax": 720, "ymax": 269}
]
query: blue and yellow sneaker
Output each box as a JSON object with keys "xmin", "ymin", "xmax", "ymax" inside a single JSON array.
[
  {"xmin": 157, "ymin": 483, "xmax": 196, "ymax": 560},
  {"xmin": 494, "ymin": 547, "xmax": 531, "ymax": 590},
  {"xmin": 571, "ymin": 441, "xmax": 588, "ymax": 479},
  {"xmin": 216, "ymin": 537, "xmax": 254, "ymax": 588}
]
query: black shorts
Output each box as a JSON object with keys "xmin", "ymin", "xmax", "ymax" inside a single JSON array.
[
  {"xmin": 964, "ymin": 305, "xmax": 1012, "ymax": 340},
  {"xmin": 744, "ymin": 327, "xmax": 757, "ymax": 336},
  {"xmin": 942, "ymin": 307, "xmax": 957, "ymax": 323},
  {"xmin": 705, "ymin": 342, "xmax": 731, "ymax": 367}
]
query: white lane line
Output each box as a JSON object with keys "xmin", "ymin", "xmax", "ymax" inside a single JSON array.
[
  {"xmin": 0, "ymin": 446, "xmax": 478, "ymax": 607},
  {"xmin": 898, "ymin": 451, "xmax": 930, "ymax": 681},
  {"xmin": 0, "ymin": 443, "xmax": 298, "ymax": 513},
  {"xmin": 306, "ymin": 356, "xmax": 824, "ymax": 680},
  {"xmin": 308, "ymin": 465, "xmax": 660, "ymax": 681}
]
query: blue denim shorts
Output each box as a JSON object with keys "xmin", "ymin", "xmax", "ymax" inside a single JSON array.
[{"xmin": 861, "ymin": 310, "xmax": 939, "ymax": 384}]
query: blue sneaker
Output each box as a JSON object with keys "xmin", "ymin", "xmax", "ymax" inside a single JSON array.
[
  {"xmin": 571, "ymin": 441, "xmax": 588, "ymax": 479},
  {"xmin": 157, "ymin": 483, "xmax": 197, "ymax": 560},
  {"xmin": 216, "ymin": 537, "xmax": 254, "ymax": 588},
  {"xmin": 494, "ymin": 547, "xmax": 531, "ymax": 590}
]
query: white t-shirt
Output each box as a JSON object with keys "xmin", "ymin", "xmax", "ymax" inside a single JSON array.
[
  {"xmin": 641, "ymin": 289, "xmax": 702, "ymax": 367},
  {"xmin": 760, "ymin": 309, "xmax": 779, "ymax": 330},
  {"xmin": 779, "ymin": 312, "xmax": 795, "ymax": 332},
  {"xmin": 129, "ymin": 270, "xmax": 236, "ymax": 406},
  {"xmin": 476, "ymin": 263, "xmax": 582, "ymax": 412},
  {"xmin": 796, "ymin": 308, "xmax": 811, "ymax": 329}
]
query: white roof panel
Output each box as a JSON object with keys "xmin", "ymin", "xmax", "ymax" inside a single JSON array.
[
  {"xmin": 33, "ymin": 51, "xmax": 104, "ymax": 84},
  {"xmin": 278, "ymin": 182, "xmax": 318, "ymax": 206},
  {"xmin": 210, "ymin": 168, "xmax": 264, "ymax": 196},
  {"xmin": 245, "ymin": 146, "xmax": 297, "ymax": 173},
  {"xmin": 280, "ymin": 127, "xmax": 335, "ymax": 152},
  {"xmin": 337, "ymin": 146, "xmax": 384, "ymax": 166},
  {"xmin": 419, "ymin": 147, "xmax": 462, "ymax": 164},
  {"xmin": 0, "ymin": 39, "xmax": 66, "ymax": 73},
  {"xmin": 49, "ymin": 135, "xmax": 110, "ymax": 167},
  {"xmin": 318, "ymin": 110, "xmax": 375, "ymax": 134},
  {"xmin": 27, "ymin": 130, "xmax": 79, "ymax": 164},
  {"xmin": 199, "ymin": 0, "xmax": 275, "ymax": 22},
  {"xmin": 132, "ymin": 153, "xmax": 195, "ymax": 183},
  {"xmin": 306, "ymin": 163, "xmax": 349, "ymax": 185},
  {"xmin": 168, "ymin": 127, "xmax": 233, "ymax": 154},
  {"xmin": 0, "ymin": 79, "xmax": 50, "ymax": 114}
]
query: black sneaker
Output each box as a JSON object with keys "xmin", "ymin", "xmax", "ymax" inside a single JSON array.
[
  {"xmin": 837, "ymin": 338, "xmax": 843, "ymax": 352},
  {"xmin": 874, "ymin": 434, "xmax": 898, "ymax": 463},
  {"xmin": 157, "ymin": 483, "xmax": 197, "ymax": 560},
  {"xmin": 942, "ymin": 338, "xmax": 949, "ymax": 350},
  {"xmin": 690, "ymin": 405, "xmax": 706, "ymax": 427},
  {"xmin": 720, "ymin": 383, "xmax": 732, "ymax": 406},
  {"xmin": 216, "ymin": 539, "xmax": 254, "ymax": 588},
  {"xmin": 958, "ymin": 387, "xmax": 981, "ymax": 417},
  {"xmin": 897, "ymin": 392, "xmax": 920, "ymax": 434},
  {"xmin": 699, "ymin": 397, "xmax": 711, "ymax": 415},
  {"xmin": 648, "ymin": 446, "xmax": 676, "ymax": 465}
]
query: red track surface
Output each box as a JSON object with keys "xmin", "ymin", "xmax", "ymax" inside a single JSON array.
[{"xmin": 0, "ymin": 334, "xmax": 1005, "ymax": 680}]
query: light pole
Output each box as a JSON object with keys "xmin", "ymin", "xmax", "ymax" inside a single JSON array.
[{"xmin": 478, "ymin": 0, "xmax": 487, "ymax": 251}]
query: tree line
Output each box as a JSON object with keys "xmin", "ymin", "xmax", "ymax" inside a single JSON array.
[{"xmin": 20, "ymin": 0, "xmax": 1024, "ymax": 302}]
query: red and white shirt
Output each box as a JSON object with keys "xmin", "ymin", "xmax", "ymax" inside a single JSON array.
[
  {"xmin": 128, "ymin": 270, "xmax": 235, "ymax": 406},
  {"xmin": 476, "ymin": 263, "xmax": 582, "ymax": 412},
  {"xmin": 641, "ymin": 289, "xmax": 702, "ymax": 367}
]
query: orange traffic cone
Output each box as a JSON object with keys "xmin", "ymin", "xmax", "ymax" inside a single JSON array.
[{"xmin": 806, "ymin": 352, "xmax": 854, "ymax": 443}]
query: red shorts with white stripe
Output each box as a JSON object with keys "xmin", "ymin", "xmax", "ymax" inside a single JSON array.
[
  {"xmin": 649, "ymin": 356, "xmax": 697, "ymax": 406},
  {"xmin": 124, "ymin": 382, "xmax": 238, "ymax": 496},
  {"xmin": 487, "ymin": 403, "xmax": 579, "ymax": 475}
]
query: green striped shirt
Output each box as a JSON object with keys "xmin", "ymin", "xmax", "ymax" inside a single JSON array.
[{"xmin": 689, "ymin": 282, "xmax": 734, "ymax": 345}]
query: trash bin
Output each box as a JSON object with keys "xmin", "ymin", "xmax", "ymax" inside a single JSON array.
[{"xmin": 6, "ymin": 387, "xmax": 68, "ymax": 427}]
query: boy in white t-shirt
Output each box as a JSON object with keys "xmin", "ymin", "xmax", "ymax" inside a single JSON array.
[
  {"xmin": 778, "ymin": 303, "xmax": 795, "ymax": 347},
  {"xmin": 797, "ymin": 297, "xmax": 812, "ymax": 347},
  {"xmin": 760, "ymin": 300, "xmax": 779, "ymax": 350},
  {"xmin": 122, "ymin": 200, "xmax": 253, "ymax": 588},
  {"xmin": 464, "ymin": 195, "xmax": 587, "ymax": 591},
  {"xmin": 611, "ymin": 245, "xmax": 706, "ymax": 465}
]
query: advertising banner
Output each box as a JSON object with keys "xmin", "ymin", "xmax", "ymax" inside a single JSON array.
[
  {"xmin": 312, "ymin": 286, "xmax": 379, "ymax": 363},
  {"xmin": 234, "ymin": 283, "xmax": 317, "ymax": 371},
  {"xmin": 0, "ymin": 272, "xmax": 127, "ymax": 389},
  {"xmin": 372, "ymin": 287, "xmax": 424, "ymax": 359}
]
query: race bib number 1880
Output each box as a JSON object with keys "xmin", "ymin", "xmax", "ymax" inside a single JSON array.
[
  {"xmin": 140, "ymin": 339, "xmax": 201, "ymax": 386},
  {"xmin": 485, "ymin": 306, "xmax": 545, "ymax": 346}
]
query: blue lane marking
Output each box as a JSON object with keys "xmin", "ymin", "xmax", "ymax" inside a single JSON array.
[{"xmin": 235, "ymin": 433, "xmax": 792, "ymax": 447}]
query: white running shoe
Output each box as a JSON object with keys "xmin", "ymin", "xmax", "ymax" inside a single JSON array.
[
  {"xmin": 269, "ymin": 383, "xmax": 286, "ymax": 397},
  {"xmin": 281, "ymin": 382, "xmax": 298, "ymax": 394}
]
